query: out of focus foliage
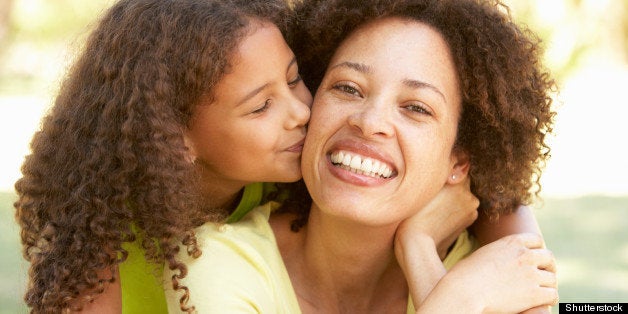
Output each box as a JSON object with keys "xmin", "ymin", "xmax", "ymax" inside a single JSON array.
[{"xmin": 505, "ymin": 0, "xmax": 628, "ymax": 81}]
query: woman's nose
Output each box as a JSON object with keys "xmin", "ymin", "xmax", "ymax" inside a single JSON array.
[{"xmin": 347, "ymin": 101, "xmax": 394, "ymax": 138}]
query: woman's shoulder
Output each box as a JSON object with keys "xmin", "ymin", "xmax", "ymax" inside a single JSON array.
[
  {"xmin": 165, "ymin": 203, "xmax": 300, "ymax": 313},
  {"xmin": 442, "ymin": 229, "xmax": 479, "ymax": 270},
  {"xmin": 179, "ymin": 202, "xmax": 290, "ymax": 281}
]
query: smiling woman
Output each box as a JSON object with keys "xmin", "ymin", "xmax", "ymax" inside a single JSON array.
[
  {"xmin": 164, "ymin": 0, "xmax": 559, "ymax": 313},
  {"xmin": 301, "ymin": 19, "xmax": 464, "ymax": 227}
]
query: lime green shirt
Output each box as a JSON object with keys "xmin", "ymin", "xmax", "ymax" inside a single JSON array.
[{"xmin": 119, "ymin": 182, "xmax": 265, "ymax": 314}]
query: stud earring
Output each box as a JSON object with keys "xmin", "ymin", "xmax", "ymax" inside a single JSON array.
[{"xmin": 451, "ymin": 174, "xmax": 457, "ymax": 181}]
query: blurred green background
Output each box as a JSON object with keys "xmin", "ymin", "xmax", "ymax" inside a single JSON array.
[{"xmin": 1, "ymin": 0, "xmax": 627, "ymax": 313}]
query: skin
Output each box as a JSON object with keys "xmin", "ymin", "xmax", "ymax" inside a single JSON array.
[
  {"xmin": 300, "ymin": 19, "xmax": 465, "ymax": 228},
  {"xmin": 272, "ymin": 17, "xmax": 557, "ymax": 313},
  {"xmin": 185, "ymin": 20, "xmax": 312, "ymax": 209}
]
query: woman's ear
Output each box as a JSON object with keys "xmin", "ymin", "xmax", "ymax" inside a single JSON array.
[
  {"xmin": 447, "ymin": 148, "xmax": 470, "ymax": 184},
  {"xmin": 183, "ymin": 134, "xmax": 197, "ymax": 163}
]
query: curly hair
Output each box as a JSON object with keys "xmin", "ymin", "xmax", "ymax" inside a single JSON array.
[
  {"xmin": 13, "ymin": 0, "xmax": 291, "ymax": 312},
  {"xmin": 281, "ymin": 0, "xmax": 556, "ymax": 227}
]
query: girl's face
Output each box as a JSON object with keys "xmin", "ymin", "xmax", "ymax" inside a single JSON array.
[
  {"xmin": 186, "ymin": 21, "xmax": 312, "ymax": 188},
  {"xmin": 302, "ymin": 18, "xmax": 466, "ymax": 226}
]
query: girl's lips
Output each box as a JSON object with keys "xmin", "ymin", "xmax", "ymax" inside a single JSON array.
[{"xmin": 285, "ymin": 138, "xmax": 305, "ymax": 153}]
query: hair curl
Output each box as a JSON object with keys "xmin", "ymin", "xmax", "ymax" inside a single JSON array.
[
  {"xmin": 13, "ymin": 0, "xmax": 291, "ymax": 312},
  {"xmin": 282, "ymin": 0, "xmax": 556, "ymax": 227}
]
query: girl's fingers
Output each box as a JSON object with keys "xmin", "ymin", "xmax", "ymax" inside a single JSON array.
[
  {"xmin": 528, "ymin": 286, "xmax": 559, "ymax": 308},
  {"xmin": 502, "ymin": 232, "xmax": 543, "ymax": 249},
  {"xmin": 536, "ymin": 269, "xmax": 557, "ymax": 288},
  {"xmin": 531, "ymin": 248, "xmax": 556, "ymax": 273},
  {"xmin": 520, "ymin": 233, "xmax": 545, "ymax": 249}
]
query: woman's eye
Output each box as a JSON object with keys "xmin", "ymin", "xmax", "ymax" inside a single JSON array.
[
  {"xmin": 404, "ymin": 103, "xmax": 432, "ymax": 116},
  {"xmin": 251, "ymin": 99, "xmax": 271, "ymax": 114},
  {"xmin": 288, "ymin": 74, "xmax": 303, "ymax": 87},
  {"xmin": 332, "ymin": 83, "xmax": 361, "ymax": 97}
]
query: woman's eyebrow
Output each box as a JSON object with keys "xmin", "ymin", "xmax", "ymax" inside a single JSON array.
[
  {"xmin": 330, "ymin": 61, "xmax": 446, "ymax": 103},
  {"xmin": 402, "ymin": 78, "xmax": 447, "ymax": 103},
  {"xmin": 329, "ymin": 61, "xmax": 372, "ymax": 74}
]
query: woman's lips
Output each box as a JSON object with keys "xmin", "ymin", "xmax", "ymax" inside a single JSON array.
[
  {"xmin": 330, "ymin": 150, "xmax": 394, "ymax": 178},
  {"xmin": 324, "ymin": 140, "xmax": 398, "ymax": 186}
]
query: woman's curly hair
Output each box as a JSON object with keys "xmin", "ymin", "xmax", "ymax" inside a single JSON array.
[
  {"xmin": 281, "ymin": 0, "xmax": 556, "ymax": 228},
  {"xmin": 13, "ymin": 0, "xmax": 291, "ymax": 312}
]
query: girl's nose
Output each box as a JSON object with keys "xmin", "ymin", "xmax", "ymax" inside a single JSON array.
[{"xmin": 284, "ymin": 90, "xmax": 312, "ymax": 129}]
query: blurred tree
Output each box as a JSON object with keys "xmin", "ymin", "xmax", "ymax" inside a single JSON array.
[
  {"xmin": 506, "ymin": 0, "xmax": 628, "ymax": 82},
  {"xmin": 0, "ymin": 0, "xmax": 13, "ymax": 48}
]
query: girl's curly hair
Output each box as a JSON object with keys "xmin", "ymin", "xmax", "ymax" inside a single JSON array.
[
  {"xmin": 13, "ymin": 0, "xmax": 291, "ymax": 312},
  {"xmin": 281, "ymin": 0, "xmax": 556, "ymax": 228}
]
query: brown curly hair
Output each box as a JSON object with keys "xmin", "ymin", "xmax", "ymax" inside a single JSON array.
[
  {"xmin": 280, "ymin": 0, "xmax": 556, "ymax": 227},
  {"xmin": 13, "ymin": 0, "xmax": 291, "ymax": 312}
]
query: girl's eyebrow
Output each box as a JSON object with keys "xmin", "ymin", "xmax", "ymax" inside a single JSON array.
[
  {"xmin": 287, "ymin": 56, "xmax": 297, "ymax": 70},
  {"xmin": 237, "ymin": 83, "xmax": 270, "ymax": 106},
  {"xmin": 237, "ymin": 56, "xmax": 298, "ymax": 106}
]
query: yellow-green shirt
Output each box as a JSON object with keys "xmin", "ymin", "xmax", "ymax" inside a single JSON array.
[
  {"xmin": 164, "ymin": 202, "xmax": 477, "ymax": 313},
  {"xmin": 119, "ymin": 182, "xmax": 265, "ymax": 314}
]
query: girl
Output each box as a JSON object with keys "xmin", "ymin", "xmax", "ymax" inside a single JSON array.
[{"xmin": 14, "ymin": 0, "xmax": 310, "ymax": 312}]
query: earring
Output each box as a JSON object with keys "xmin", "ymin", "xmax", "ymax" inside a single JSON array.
[{"xmin": 451, "ymin": 174, "xmax": 457, "ymax": 181}]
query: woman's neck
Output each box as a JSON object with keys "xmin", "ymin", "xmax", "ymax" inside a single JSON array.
[{"xmin": 278, "ymin": 207, "xmax": 408, "ymax": 313}]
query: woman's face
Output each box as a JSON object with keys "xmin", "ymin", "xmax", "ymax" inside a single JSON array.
[
  {"xmin": 186, "ymin": 20, "xmax": 312, "ymax": 187},
  {"xmin": 302, "ymin": 18, "xmax": 465, "ymax": 226}
]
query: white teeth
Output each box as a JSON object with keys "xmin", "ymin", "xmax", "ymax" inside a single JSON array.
[
  {"xmin": 330, "ymin": 150, "xmax": 393, "ymax": 178},
  {"xmin": 350, "ymin": 155, "xmax": 362, "ymax": 169},
  {"xmin": 342, "ymin": 153, "xmax": 352, "ymax": 166},
  {"xmin": 361, "ymin": 158, "xmax": 373, "ymax": 173}
]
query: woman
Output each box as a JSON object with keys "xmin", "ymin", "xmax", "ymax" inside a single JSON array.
[{"xmin": 165, "ymin": 0, "xmax": 558, "ymax": 312}]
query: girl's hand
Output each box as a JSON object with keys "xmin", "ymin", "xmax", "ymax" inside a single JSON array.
[
  {"xmin": 396, "ymin": 178, "xmax": 479, "ymax": 260},
  {"xmin": 432, "ymin": 233, "xmax": 558, "ymax": 313},
  {"xmin": 394, "ymin": 178, "xmax": 479, "ymax": 305}
]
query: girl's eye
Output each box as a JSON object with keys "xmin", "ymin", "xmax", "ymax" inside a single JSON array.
[
  {"xmin": 404, "ymin": 103, "xmax": 432, "ymax": 116},
  {"xmin": 288, "ymin": 74, "xmax": 303, "ymax": 87},
  {"xmin": 251, "ymin": 99, "xmax": 271, "ymax": 114},
  {"xmin": 332, "ymin": 83, "xmax": 361, "ymax": 97}
]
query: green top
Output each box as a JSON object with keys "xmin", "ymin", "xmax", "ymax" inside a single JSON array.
[{"xmin": 119, "ymin": 182, "xmax": 266, "ymax": 314}]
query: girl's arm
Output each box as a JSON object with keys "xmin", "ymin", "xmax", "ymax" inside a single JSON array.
[
  {"xmin": 471, "ymin": 206, "xmax": 553, "ymax": 313},
  {"xmin": 417, "ymin": 233, "xmax": 558, "ymax": 313},
  {"xmin": 395, "ymin": 183, "xmax": 556, "ymax": 313},
  {"xmin": 471, "ymin": 205, "xmax": 544, "ymax": 246},
  {"xmin": 395, "ymin": 179, "xmax": 478, "ymax": 304}
]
